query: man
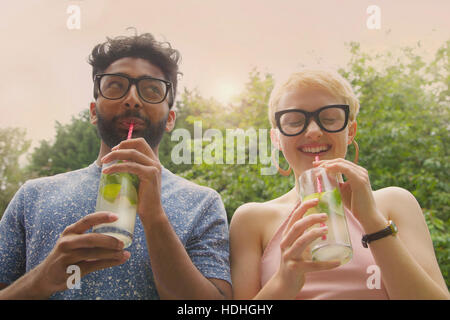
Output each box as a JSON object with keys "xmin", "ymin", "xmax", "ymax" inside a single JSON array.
[{"xmin": 0, "ymin": 33, "xmax": 232, "ymax": 299}]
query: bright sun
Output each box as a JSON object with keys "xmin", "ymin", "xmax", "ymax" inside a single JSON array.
[{"xmin": 215, "ymin": 82, "xmax": 240, "ymax": 104}]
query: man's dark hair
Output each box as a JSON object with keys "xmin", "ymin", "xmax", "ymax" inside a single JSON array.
[{"xmin": 88, "ymin": 31, "xmax": 181, "ymax": 107}]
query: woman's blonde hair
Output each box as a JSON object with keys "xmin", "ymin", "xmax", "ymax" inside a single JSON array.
[{"xmin": 268, "ymin": 68, "xmax": 360, "ymax": 127}]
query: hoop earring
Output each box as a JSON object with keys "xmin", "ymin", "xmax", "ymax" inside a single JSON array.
[
  {"xmin": 271, "ymin": 148, "xmax": 292, "ymax": 176},
  {"xmin": 352, "ymin": 139, "xmax": 359, "ymax": 164}
]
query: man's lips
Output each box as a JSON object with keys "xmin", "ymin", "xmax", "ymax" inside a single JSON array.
[{"xmin": 117, "ymin": 118, "xmax": 145, "ymax": 129}]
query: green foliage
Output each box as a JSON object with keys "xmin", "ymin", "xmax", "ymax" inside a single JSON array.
[
  {"xmin": 424, "ymin": 209, "xmax": 449, "ymax": 284},
  {"xmin": 181, "ymin": 162, "xmax": 294, "ymax": 222},
  {"xmin": 338, "ymin": 41, "xmax": 449, "ymax": 286},
  {"xmin": 162, "ymin": 69, "xmax": 287, "ymax": 221},
  {"xmin": 26, "ymin": 110, "xmax": 100, "ymax": 177},
  {"xmin": 0, "ymin": 128, "xmax": 31, "ymax": 216},
  {"xmin": 169, "ymin": 42, "xmax": 450, "ymax": 287},
  {"xmin": 2, "ymin": 40, "xmax": 448, "ymax": 288},
  {"xmin": 227, "ymin": 69, "xmax": 274, "ymax": 129}
]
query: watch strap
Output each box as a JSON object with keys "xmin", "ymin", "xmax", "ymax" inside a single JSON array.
[{"xmin": 362, "ymin": 220, "xmax": 397, "ymax": 248}]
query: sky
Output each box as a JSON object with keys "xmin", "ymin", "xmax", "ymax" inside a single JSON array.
[{"xmin": 0, "ymin": 0, "xmax": 449, "ymax": 159}]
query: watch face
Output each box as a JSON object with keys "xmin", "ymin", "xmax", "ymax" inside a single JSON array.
[{"xmin": 389, "ymin": 221, "xmax": 398, "ymax": 234}]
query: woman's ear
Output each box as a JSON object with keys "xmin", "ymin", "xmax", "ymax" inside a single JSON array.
[
  {"xmin": 348, "ymin": 120, "xmax": 357, "ymax": 145},
  {"xmin": 270, "ymin": 128, "xmax": 281, "ymax": 150},
  {"xmin": 89, "ymin": 102, "xmax": 97, "ymax": 125}
]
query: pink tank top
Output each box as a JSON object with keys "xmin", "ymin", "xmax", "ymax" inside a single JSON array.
[{"xmin": 260, "ymin": 206, "xmax": 390, "ymax": 299}]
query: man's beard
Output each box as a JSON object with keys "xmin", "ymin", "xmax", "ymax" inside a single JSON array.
[{"xmin": 96, "ymin": 108, "xmax": 168, "ymax": 150}]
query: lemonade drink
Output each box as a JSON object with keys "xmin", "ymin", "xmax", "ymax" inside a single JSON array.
[
  {"xmin": 93, "ymin": 160, "xmax": 139, "ymax": 248},
  {"xmin": 299, "ymin": 168, "xmax": 352, "ymax": 265}
]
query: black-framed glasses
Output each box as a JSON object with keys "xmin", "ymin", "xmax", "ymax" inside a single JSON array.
[
  {"xmin": 94, "ymin": 73, "xmax": 173, "ymax": 105},
  {"xmin": 275, "ymin": 104, "xmax": 350, "ymax": 136}
]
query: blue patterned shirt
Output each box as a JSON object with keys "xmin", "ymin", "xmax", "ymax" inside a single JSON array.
[{"xmin": 0, "ymin": 162, "xmax": 231, "ymax": 299}]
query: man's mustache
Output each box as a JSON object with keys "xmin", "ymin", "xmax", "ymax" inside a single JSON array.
[{"xmin": 112, "ymin": 110, "xmax": 150, "ymax": 125}]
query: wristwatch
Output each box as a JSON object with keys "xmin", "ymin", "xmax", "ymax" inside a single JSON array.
[{"xmin": 362, "ymin": 220, "xmax": 398, "ymax": 248}]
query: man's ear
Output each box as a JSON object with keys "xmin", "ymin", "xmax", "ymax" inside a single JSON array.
[
  {"xmin": 270, "ymin": 128, "xmax": 282, "ymax": 151},
  {"xmin": 165, "ymin": 109, "xmax": 176, "ymax": 132},
  {"xmin": 89, "ymin": 102, "xmax": 98, "ymax": 125},
  {"xmin": 348, "ymin": 120, "xmax": 357, "ymax": 145}
]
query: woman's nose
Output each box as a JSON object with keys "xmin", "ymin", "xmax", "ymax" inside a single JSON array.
[{"xmin": 304, "ymin": 119, "xmax": 323, "ymax": 140}]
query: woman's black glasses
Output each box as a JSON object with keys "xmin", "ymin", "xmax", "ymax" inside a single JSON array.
[{"xmin": 275, "ymin": 104, "xmax": 350, "ymax": 136}]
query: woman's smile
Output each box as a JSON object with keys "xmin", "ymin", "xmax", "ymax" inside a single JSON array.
[{"xmin": 297, "ymin": 143, "xmax": 332, "ymax": 156}]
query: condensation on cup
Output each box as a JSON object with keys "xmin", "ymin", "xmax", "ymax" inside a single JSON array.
[
  {"xmin": 92, "ymin": 160, "xmax": 139, "ymax": 248},
  {"xmin": 299, "ymin": 167, "xmax": 352, "ymax": 265}
]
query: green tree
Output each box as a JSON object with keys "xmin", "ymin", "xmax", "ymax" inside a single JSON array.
[
  {"xmin": 161, "ymin": 42, "xmax": 449, "ymax": 286},
  {"xmin": 163, "ymin": 69, "xmax": 293, "ymax": 221},
  {"xmin": 159, "ymin": 88, "xmax": 224, "ymax": 173},
  {"xmin": 0, "ymin": 127, "xmax": 31, "ymax": 217},
  {"xmin": 27, "ymin": 110, "xmax": 100, "ymax": 177},
  {"xmin": 227, "ymin": 68, "xmax": 274, "ymax": 129},
  {"xmin": 338, "ymin": 40, "xmax": 449, "ymax": 286},
  {"xmin": 6, "ymin": 39, "xmax": 448, "ymax": 287}
]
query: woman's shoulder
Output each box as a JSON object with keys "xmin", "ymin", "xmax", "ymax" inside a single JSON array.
[
  {"xmin": 373, "ymin": 186, "xmax": 421, "ymax": 219},
  {"xmin": 230, "ymin": 197, "xmax": 296, "ymax": 250},
  {"xmin": 231, "ymin": 200, "xmax": 283, "ymax": 223},
  {"xmin": 230, "ymin": 197, "xmax": 293, "ymax": 231},
  {"xmin": 373, "ymin": 186, "xmax": 417, "ymax": 203}
]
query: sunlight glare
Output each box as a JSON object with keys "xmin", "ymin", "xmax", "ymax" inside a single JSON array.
[{"xmin": 214, "ymin": 82, "xmax": 240, "ymax": 104}]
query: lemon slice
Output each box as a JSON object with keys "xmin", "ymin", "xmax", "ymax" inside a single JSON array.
[
  {"xmin": 117, "ymin": 174, "xmax": 138, "ymax": 206},
  {"xmin": 320, "ymin": 189, "xmax": 344, "ymax": 216},
  {"xmin": 302, "ymin": 192, "xmax": 320, "ymax": 216},
  {"xmin": 303, "ymin": 192, "xmax": 320, "ymax": 202},
  {"xmin": 302, "ymin": 189, "xmax": 344, "ymax": 217},
  {"xmin": 119, "ymin": 172, "xmax": 140, "ymax": 189},
  {"xmin": 100, "ymin": 184, "xmax": 121, "ymax": 203},
  {"xmin": 126, "ymin": 186, "xmax": 138, "ymax": 206}
]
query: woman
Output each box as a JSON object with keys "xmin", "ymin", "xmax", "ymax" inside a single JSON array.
[{"xmin": 229, "ymin": 69, "xmax": 449, "ymax": 299}]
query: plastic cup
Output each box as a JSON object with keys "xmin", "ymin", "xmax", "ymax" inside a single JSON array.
[
  {"xmin": 92, "ymin": 161, "xmax": 139, "ymax": 248},
  {"xmin": 92, "ymin": 123, "xmax": 139, "ymax": 248},
  {"xmin": 299, "ymin": 167, "xmax": 353, "ymax": 265}
]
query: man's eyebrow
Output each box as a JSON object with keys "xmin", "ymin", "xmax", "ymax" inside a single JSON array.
[
  {"xmin": 110, "ymin": 72, "xmax": 157, "ymax": 79},
  {"xmin": 109, "ymin": 72, "xmax": 130, "ymax": 77}
]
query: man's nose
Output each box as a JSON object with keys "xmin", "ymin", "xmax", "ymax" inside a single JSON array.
[
  {"xmin": 304, "ymin": 119, "xmax": 323, "ymax": 140},
  {"xmin": 123, "ymin": 84, "xmax": 142, "ymax": 108}
]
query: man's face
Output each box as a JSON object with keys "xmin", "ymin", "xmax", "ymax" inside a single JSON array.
[{"xmin": 90, "ymin": 57, "xmax": 175, "ymax": 150}]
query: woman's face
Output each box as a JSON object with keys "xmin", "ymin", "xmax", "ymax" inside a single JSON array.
[{"xmin": 271, "ymin": 85, "xmax": 357, "ymax": 175}]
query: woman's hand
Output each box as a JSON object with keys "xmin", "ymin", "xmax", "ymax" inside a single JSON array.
[
  {"xmin": 313, "ymin": 158, "xmax": 385, "ymax": 229},
  {"xmin": 275, "ymin": 198, "xmax": 341, "ymax": 298}
]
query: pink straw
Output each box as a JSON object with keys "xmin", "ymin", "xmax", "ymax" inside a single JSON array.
[
  {"xmin": 315, "ymin": 155, "xmax": 326, "ymax": 240},
  {"xmin": 120, "ymin": 124, "xmax": 134, "ymax": 164},
  {"xmin": 315, "ymin": 155, "xmax": 323, "ymax": 193},
  {"xmin": 127, "ymin": 123, "xmax": 134, "ymax": 140}
]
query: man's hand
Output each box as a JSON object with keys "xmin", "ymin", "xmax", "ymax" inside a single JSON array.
[
  {"xmin": 101, "ymin": 138, "xmax": 163, "ymax": 223},
  {"xmin": 32, "ymin": 212, "xmax": 130, "ymax": 297},
  {"xmin": 100, "ymin": 138, "xmax": 231, "ymax": 299}
]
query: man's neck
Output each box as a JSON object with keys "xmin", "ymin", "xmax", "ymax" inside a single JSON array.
[{"xmin": 95, "ymin": 141, "xmax": 111, "ymax": 167}]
